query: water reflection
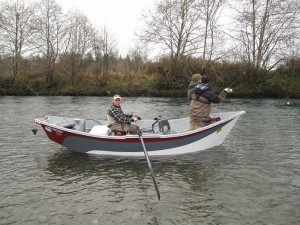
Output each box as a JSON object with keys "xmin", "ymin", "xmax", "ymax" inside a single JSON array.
[{"xmin": 45, "ymin": 147, "xmax": 230, "ymax": 193}]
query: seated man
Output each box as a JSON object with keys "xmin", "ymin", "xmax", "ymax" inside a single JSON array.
[{"xmin": 107, "ymin": 94, "xmax": 139, "ymax": 134}]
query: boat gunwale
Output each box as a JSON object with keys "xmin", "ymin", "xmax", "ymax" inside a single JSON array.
[{"xmin": 34, "ymin": 111, "xmax": 245, "ymax": 140}]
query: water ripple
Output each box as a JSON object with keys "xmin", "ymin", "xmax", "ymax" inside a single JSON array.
[{"xmin": 1, "ymin": 97, "xmax": 300, "ymax": 224}]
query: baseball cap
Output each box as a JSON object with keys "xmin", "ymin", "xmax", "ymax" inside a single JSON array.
[{"xmin": 113, "ymin": 94, "xmax": 121, "ymax": 100}]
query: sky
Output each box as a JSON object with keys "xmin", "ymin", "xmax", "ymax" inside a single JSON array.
[{"xmin": 56, "ymin": 0, "xmax": 154, "ymax": 56}]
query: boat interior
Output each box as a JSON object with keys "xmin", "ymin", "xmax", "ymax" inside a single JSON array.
[
  {"xmin": 42, "ymin": 116, "xmax": 189, "ymax": 135},
  {"xmin": 36, "ymin": 111, "xmax": 243, "ymax": 136}
]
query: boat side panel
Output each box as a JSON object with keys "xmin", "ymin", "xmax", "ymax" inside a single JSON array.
[{"xmin": 61, "ymin": 120, "xmax": 232, "ymax": 153}]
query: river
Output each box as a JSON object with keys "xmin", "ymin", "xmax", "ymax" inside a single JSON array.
[{"xmin": 0, "ymin": 96, "xmax": 299, "ymax": 225}]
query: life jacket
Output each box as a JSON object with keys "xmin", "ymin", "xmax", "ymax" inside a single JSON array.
[
  {"xmin": 107, "ymin": 115, "xmax": 116, "ymax": 123},
  {"xmin": 194, "ymin": 84, "xmax": 210, "ymax": 96},
  {"xmin": 194, "ymin": 84, "xmax": 210, "ymax": 99}
]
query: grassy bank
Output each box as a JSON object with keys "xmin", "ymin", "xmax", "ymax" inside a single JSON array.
[{"xmin": 1, "ymin": 73, "xmax": 300, "ymax": 98}]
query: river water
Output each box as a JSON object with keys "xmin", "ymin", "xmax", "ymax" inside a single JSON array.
[{"xmin": 0, "ymin": 96, "xmax": 299, "ymax": 225}]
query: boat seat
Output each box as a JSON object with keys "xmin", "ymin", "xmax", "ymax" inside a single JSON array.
[
  {"xmin": 56, "ymin": 122, "xmax": 75, "ymax": 129},
  {"xmin": 89, "ymin": 125, "xmax": 111, "ymax": 135},
  {"xmin": 158, "ymin": 120, "xmax": 171, "ymax": 134}
]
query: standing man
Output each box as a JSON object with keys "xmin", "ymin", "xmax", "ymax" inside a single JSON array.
[
  {"xmin": 107, "ymin": 94, "xmax": 139, "ymax": 134},
  {"xmin": 189, "ymin": 75, "xmax": 232, "ymax": 130}
]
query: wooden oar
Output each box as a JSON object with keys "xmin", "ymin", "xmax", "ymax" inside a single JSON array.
[{"xmin": 137, "ymin": 127, "xmax": 160, "ymax": 200}]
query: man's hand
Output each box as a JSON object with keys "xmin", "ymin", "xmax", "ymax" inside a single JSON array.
[{"xmin": 224, "ymin": 88, "xmax": 233, "ymax": 93}]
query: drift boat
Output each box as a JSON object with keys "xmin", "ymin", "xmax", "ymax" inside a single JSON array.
[{"xmin": 33, "ymin": 111, "xmax": 245, "ymax": 157}]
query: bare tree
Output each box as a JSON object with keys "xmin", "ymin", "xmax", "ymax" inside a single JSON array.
[
  {"xmin": 138, "ymin": 0, "xmax": 204, "ymax": 88},
  {"xmin": 124, "ymin": 45, "xmax": 147, "ymax": 93},
  {"xmin": 138, "ymin": 0, "xmax": 226, "ymax": 88},
  {"xmin": 196, "ymin": 0, "xmax": 225, "ymax": 71},
  {"xmin": 60, "ymin": 10, "xmax": 96, "ymax": 88},
  {"xmin": 34, "ymin": 0, "xmax": 66, "ymax": 87},
  {"xmin": 0, "ymin": 0, "xmax": 36, "ymax": 86},
  {"xmin": 231, "ymin": 0, "xmax": 300, "ymax": 85},
  {"xmin": 139, "ymin": 0, "xmax": 201, "ymax": 62},
  {"xmin": 90, "ymin": 29, "xmax": 103, "ymax": 81},
  {"xmin": 100, "ymin": 25, "xmax": 117, "ymax": 80}
]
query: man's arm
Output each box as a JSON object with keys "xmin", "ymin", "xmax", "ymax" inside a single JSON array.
[{"xmin": 108, "ymin": 105, "xmax": 132, "ymax": 124}]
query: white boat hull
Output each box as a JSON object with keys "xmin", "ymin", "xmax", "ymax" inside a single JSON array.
[{"xmin": 34, "ymin": 111, "xmax": 245, "ymax": 157}]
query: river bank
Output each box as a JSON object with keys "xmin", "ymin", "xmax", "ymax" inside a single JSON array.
[{"xmin": 1, "ymin": 74, "xmax": 300, "ymax": 98}]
